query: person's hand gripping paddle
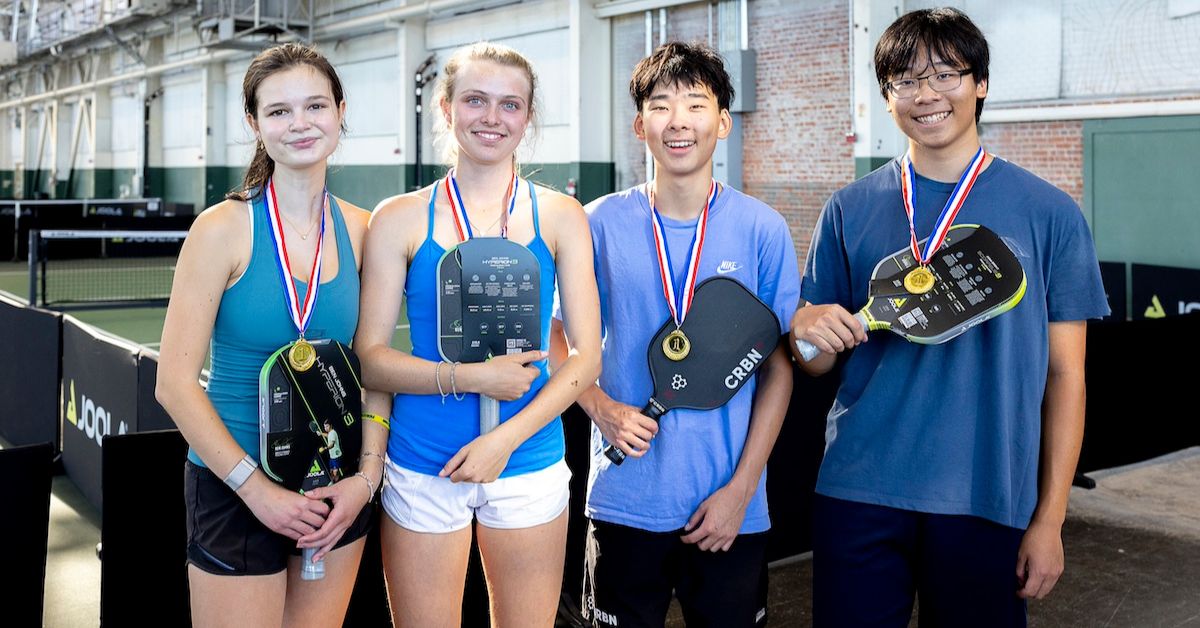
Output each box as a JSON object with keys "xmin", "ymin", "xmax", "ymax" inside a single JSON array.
[
  {"xmin": 603, "ymin": 277, "xmax": 781, "ymax": 464},
  {"xmin": 794, "ymin": 224, "xmax": 1027, "ymax": 361},
  {"xmin": 435, "ymin": 172, "xmax": 542, "ymax": 434}
]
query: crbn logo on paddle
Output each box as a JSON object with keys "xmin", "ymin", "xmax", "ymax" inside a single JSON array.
[
  {"xmin": 63, "ymin": 379, "xmax": 128, "ymax": 446},
  {"xmin": 723, "ymin": 347, "xmax": 764, "ymax": 390}
]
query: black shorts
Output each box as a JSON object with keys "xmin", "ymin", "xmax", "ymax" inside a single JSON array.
[
  {"xmin": 582, "ymin": 518, "xmax": 769, "ymax": 628},
  {"xmin": 184, "ymin": 460, "xmax": 375, "ymax": 576}
]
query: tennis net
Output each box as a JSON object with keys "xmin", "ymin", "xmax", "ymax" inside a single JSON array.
[{"xmin": 29, "ymin": 229, "xmax": 188, "ymax": 309}]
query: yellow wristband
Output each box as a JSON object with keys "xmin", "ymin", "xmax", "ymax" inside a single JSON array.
[{"xmin": 362, "ymin": 412, "xmax": 390, "ymax": 429}]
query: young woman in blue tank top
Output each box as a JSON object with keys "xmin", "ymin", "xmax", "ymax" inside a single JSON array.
[
  {"xmin": 355, "ymin": 42, "xmax": 601, "ymax": 627},
  {"xmin": 156, "ymin": 44, "xmax": 385, "ymax": 627}
]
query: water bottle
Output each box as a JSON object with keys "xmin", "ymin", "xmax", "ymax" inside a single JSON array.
[{"xmin": 301, "ymin": 547, "xmax": 325, "ymax": 580}]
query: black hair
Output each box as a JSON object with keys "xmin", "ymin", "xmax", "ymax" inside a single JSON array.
[
  {"xmin": 874, "ymin": 7, "xmax": 990, "ymax": 122},
  {"xmin": 629, "ymin": 41, "xmax": 735, "ymax": 112}
]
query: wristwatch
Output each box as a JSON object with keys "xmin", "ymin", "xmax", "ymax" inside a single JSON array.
[{"xmin": 223, "ymin": 454, "xmax": 258, "ymax": 491}]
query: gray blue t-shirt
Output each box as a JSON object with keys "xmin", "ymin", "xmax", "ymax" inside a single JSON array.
[
  {"xmin": 584, "ymin": 184, "xmax": 800, "ymax": 534},
  {"xmin": 802, "ymin": 157, "xmax": 1110, "ymax": 529}
]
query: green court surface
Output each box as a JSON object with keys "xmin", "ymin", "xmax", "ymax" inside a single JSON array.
[{"xmin": 0, "ymin": 261, "xmax": 411, "ymax": 352}]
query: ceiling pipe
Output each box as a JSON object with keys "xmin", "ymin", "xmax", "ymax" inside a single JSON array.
[{"xmin": 0, "ymin": 0, "xmax": 491, "ymax": 111}]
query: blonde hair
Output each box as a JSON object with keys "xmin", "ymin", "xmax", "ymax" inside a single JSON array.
[{"xmin": 432, "ymin": 41, "xmax": 541, "ymax": 167}]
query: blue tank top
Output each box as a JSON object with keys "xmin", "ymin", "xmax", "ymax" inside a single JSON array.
[
  {"xmin": 388, "ymin": 181, "xmax": 562, "ymax": 478},
  {"xmin": 190, "ymin": 194, "xmax": 359, "ymax": 467}
]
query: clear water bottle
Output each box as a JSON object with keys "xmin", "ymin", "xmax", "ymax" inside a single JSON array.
[{"xmin": 301, "ymin": 547, "xmax": 325, "ymax": 580}]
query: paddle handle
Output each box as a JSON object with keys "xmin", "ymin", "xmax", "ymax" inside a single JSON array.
[
  {"xmin": 603, "ymin": 399, "xmax": 666, "ymax": 466},
  {"xmin": 794, "ymin": 312, "xmax": 869, "ymax": 362},
  {"xmin": 480, "ymin": 395, "xmax": 500, "ymax": 434},
  {"xmin": 300, "ymin": 547, "xmax": 325, "ymax": 580}
]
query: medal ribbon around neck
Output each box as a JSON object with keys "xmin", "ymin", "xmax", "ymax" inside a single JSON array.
[
  {"xmin": 445, "ymin": 168, "xmax": 520, "ymax": 241},
  {"xmin": 648, "ymin": 179, "xmax": 720, "ymax": 327},
  {"xmin": 265, "ymin": 178, "xmax": 328, "ymax": 338},
  {"xmin": 900, "ymin": 146, "xmax": 987, "ymax": 265}
]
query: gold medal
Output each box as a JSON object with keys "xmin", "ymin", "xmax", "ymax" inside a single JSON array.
[
  {"xmin": 288, "ymin": 339, "xmax": 316, "ymax": 372},
  {"xmin": 662, "ymin": 329, "xmax": 691, "ymax": 361},
  {"xmin": 903, "ymin": 266, "xmax": 936, "ymax": 295}
]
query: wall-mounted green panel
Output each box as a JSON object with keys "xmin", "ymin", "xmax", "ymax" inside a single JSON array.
[
  {"xmin": 1084, "ymin": 116, "xmax": 1200, "ymax": 270},
  {"xmin": 855, "ymin": 157, "xmax": 893, "ymax": 180}
]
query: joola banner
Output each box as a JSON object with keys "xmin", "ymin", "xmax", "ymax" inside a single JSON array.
[
  {"xmin": 0, "ymin": 294, "xmax": 61, "ymax": 447},
  {"xmin": 1132, "ymin": 263, "xmax": 1200, "ymax": 320},
  {"xmin": 60, "ymin": 316, "xmax": 139, "ymax": 512}
]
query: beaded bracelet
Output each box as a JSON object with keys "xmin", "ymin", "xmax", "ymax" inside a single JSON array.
[
  {"xmin": 353, "ymin": 471, "xmax": 377, "ymax": 497},
  {"xmin": 435, "ymin": 360, "xmax": 448, "ymax": 404},
  {"xmin": 450, "ymin": 361, "xmax": 466, "ymax": 401}
]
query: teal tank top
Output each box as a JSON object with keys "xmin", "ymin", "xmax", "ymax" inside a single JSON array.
[
  {"xmin": 190, "ymin": 194, "xmax": 359, "ymax": 467},
  {"xmin": 388, "ymin": 181, "xmax": 563, "ymax": 477}
]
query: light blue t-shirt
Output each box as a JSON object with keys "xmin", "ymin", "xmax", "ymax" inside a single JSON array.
[
  {"xmin": 585, "ymin": 184, "xmax": 800, "ymax": 533},
  {"xmin": 802, "ymin": 157, "xmax": 1110, "ymax": 529}
]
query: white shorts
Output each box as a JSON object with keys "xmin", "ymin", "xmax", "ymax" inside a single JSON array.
[{"xmin": 381, "ymin": 458, "xmax": 571, "ymax": 533}]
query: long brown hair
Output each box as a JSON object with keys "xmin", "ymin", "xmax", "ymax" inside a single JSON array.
[{"xmin": 227, "ymin": 42, "xmax": 347, "ymax": 201}]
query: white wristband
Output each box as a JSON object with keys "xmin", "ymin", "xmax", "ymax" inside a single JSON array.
[{"xmin": 223, "ymin": 454, "xmax": 258, "ymax": 491}]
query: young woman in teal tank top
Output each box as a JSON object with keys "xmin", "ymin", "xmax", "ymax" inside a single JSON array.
[
  {"xmin": 355, "ymin": 42, "xmax": 601, "ymax": 627},
  {"xmin": 156, "ymin": 44, "xmax": 385, "ymax": 627}
]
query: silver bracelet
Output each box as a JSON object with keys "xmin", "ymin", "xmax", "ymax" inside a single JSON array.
[
  {"xmin": 353, "ymin": 471, "xmax": 376, "ymax": 497},
  {"xmin": 359, "ymin": 450, "xmax": 384, "ymax": 463},
  {"xmin": 223, "ymin": 454, "xmax": 258, "ymax": 491},
  {"xmin": 450, "ymin": 361, "xmax": 466, "ymax": 401},
  {"xmin": 435, "ymin": 360, "xmax": 447, "ymax": 404}
]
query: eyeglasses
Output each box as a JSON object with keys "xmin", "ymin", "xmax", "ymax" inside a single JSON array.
[{"xmin": 884, "ymin": 69, "xmax": 973, "ymax": 99}]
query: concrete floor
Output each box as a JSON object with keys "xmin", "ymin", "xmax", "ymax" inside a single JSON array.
[
  {"xmin": 41, "ymin": 448, "xmax": 1200, "ymax": 627},
  {"xmin": 674, "ymin": 449, "xmax": 1200, "ymax": 627}
]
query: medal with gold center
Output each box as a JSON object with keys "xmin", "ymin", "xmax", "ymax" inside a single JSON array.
[
  {"xmin": 264, "ymin": 177, "xmax": 329, "ymax": 373},
  {"xmin": 903, "ymin": 266, "xmax": 936, "ymax": 294},
  {"xmin": 898, "ymin": 147, "xmax": 988, "ymax": 284},
  {"xmin": 648, "ymin": 179, "xmax": 721, "ymax": 362},
  {"xmin": 662, "ymin": 329, "xmax": 691, "ymax": 361},
  {"xmin": 288, "ymin": 338, "xmax": 316, "ymax": 371}
]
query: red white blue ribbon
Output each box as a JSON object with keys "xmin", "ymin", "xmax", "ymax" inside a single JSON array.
[
  {"xmin": 445, "ymin": 168, "xmax": 520, "ymax": 242},
  {"xmin": 900, "ymin": 146, "xmax": 987, "ymax": 264},
  {"xmin": 648, "ymin": 179, "xmax": 720, "ymax": 326},
  {"xmin": 264, "ymin": 178, "xmax": 327, "ymax": 337}
]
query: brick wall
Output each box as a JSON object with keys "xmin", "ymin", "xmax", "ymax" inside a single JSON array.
[
  {"xmin": 743, "ymin": 0, "xmax": 854, "ymax": 261},
  {"xmin": 609, "ymin": 0, "xmax": 856, "ymax": 262},
  {"xmin": 611, "ymin": 4, "xmax": 717, "ymax": 192},
  {"xmin": 980, "ymin": 120, "xmax": 1084, "ymax": 206}
]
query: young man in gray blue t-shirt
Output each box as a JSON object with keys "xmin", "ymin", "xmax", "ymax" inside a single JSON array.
[
  {"xmin": 553, "ymin": 42, "xmax": 799, "ymax": 627},
  {"xmin": 791, "ymin": 8, "xmax": 1109, "ymax": 627}
]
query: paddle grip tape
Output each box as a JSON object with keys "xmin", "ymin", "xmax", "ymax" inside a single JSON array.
[{"xmin": 795, "ymin": 312, "xmax": 869, "ymax": 363}]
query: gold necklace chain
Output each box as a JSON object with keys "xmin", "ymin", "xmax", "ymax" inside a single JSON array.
[
  {"xmin": 278, "ymin": 206, "xmax": 322, "ymax": 240},
  {"xmin": 467, "ymin": 211, "xmax": 505, "ymax": 237}
]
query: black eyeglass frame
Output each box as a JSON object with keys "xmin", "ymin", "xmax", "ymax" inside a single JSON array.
[{"xmin": 884, "ymin": 69, "xmax": 975, "ymax": 99}]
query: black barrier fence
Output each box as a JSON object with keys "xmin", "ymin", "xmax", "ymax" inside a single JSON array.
[
  {"xmin": 98, "ymin": 429, "xmax": 392, "ymax": 628},
  {"xmin": 136, "ymin": 353, "xmax": 178, "ymax": 432},
  {"xmin": 60, "ymin": 315, "xmax": 141, "ymax": 512},
  {"xmin": 2, "ymin": 442, "xmax": 53, "ymax": 628},
  {"xmin": 1099, "ymin": 261, "xmax": 1200, "ymax": 321},
  {"xmin": 1078, "ymin": 312, "xmax": 1200, "ymax": 473},
  {"xmin": 1098, "ymin": 261, "xmax": 1127, "ymax": 321},
  {"xmin": 1131, "ymin": 263, "xmax": 1200, "ymax": 320},
  {"xmin": 101, "ymin": 429, "xmax": 191, "ymax": 627},
  {"xmin": 0, "ymin": 293, "xmax": 61, "ymax": 448},
  {"xmin": 1, "ymin": 199, "xmax": 195, "ymax": 261}
]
